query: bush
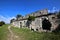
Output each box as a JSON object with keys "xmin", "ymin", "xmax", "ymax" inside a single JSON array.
[
  {"xmin": 27, "ymin": 16, "xmax": 35, "ymax": 21},
  {"xmin": 0, "ymin": 21, "xmax": 5, "ymax": 26}
]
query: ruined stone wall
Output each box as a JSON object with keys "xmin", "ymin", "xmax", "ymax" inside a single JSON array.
[
  {"xmin": 29, "ymin": 17, "xmax": 42, "ymax": 31},
  {"xmin": 12, "ymin": 21, "xmax": 20, "ymax": 28},
  {"xmin": 29, "ymin": 14, "xmax": 58, "ymax": 32},
  {"xmin": 12, "ymin": 9, "xmax": 59, "ymax": 32},
  {"xmin": 48, "ymin": 14, "xmax": 58, "ymax": 31}
]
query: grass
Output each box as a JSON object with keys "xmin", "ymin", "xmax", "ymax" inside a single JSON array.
[
  {"xmin": 0, "ymin": 25, "xmax": 60, "ymax": 40},
  {"xmin": 11, "ymin": 27, "xmax": 60, "ymax": 40},
  {"xmin": 0, "ymin": 24, "xmax": 9, "ymax": 40}
]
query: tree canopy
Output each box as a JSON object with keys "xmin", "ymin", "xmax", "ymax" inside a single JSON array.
[
  {"xmin": 0, "ymin": 21, "xmax": 5, "ymax": 26},
  {"xmin": 16, "ymin": 14, "xmax": 22, "ymax": 20},
  {"xmin": 16, "ymin": 14, "xmax": 22, "ymax": 18}
]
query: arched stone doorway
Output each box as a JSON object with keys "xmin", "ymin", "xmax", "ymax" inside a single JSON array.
[{"xmin": 42, "ymin": 18, "xmax": 52, "ymax": 31}]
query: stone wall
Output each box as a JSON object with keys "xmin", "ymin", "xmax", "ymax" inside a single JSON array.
[
  {"xmin": 29, "ymin": 14, "xmax": 58, "ymax": 32},
  {"xmin": 12, "ymin": 9, "xmax": 59, "ymax": 32}
]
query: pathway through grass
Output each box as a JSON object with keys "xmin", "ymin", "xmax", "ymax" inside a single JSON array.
[{"xmin": 8, "ymin": 26, "xmax": 20, "ymax": 40}]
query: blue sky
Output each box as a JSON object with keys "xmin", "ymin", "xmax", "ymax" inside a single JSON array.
[{"xmin": 0, "ymin": 0, "xmax": 60, "ymax": 23}]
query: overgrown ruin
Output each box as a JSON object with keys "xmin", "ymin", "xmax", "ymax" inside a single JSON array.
[{"xmin": 11, "ymin": 9, "xmax": 59, "ymax": 32}]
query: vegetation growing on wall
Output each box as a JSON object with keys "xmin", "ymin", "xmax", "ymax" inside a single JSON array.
[
  {"xmin": 26, "ymin": 16, "xmax": 35, "ymax": 28},
  {"xmin": 27, "ymin": 16, "xmax": 35, "ymax": 21}
]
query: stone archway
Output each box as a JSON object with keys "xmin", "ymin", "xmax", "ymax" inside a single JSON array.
[{"xmin": 42, "ymin": 18, "xmax": 52, "ymax": 30}]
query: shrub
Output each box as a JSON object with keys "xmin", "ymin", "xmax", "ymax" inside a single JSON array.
[
  {"xmin": 0, "ymin": 21, "xmax": 5, "ymax": 26},
  {"xmin": 27, "ymin": 16, "xmax": 35, "ymax": 21}
]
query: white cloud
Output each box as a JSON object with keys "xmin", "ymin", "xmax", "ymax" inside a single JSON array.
[
  {"xmin": 48, "ymin": 7, "xmax": 59, "ymax": 13},
  {"xmin": 0, "ymin": 15, "xmax": 16, "ymax": 24}
]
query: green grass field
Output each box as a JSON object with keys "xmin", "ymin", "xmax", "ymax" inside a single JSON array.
[
  {"xmin": 0, "ymin": 24, "xmax": 9, "ymax": 40},
  {"xmin": 11, "ymin": 27, "xmax": 60, "ymax": 40},
  {"xmin": 0, "ymin": 25, "xmax": 60, "ymax": 40}
]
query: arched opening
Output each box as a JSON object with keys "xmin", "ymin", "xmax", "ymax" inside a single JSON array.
[{"xmin": 42, "ymin": 18, "xmax": 52, "ymax": 30}]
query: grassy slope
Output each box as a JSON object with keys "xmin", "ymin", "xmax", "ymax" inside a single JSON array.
[
  {"xmin": 11, "ymin": 27, "xmax": 60, "ymax": 40},
  {"xmin": 0, "ymin": 24, "xmax": 9, "ymax": 40}
]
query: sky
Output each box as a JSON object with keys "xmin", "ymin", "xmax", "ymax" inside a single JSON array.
[{"xmin": 0, "ymin": 0, "xmax": 60, "ymax": 23}]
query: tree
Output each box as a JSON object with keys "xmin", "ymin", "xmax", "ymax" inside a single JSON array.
[
  {"xmin": 16, "ymin": 14, "xmax": 22, "ymax": 20},
  {"xmin": 0, "ymin": 21, "xmax": 5, "ymax": 26}
]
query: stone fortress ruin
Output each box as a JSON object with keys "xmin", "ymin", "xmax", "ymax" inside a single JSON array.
[{"xmin": 12, "ymin": 9, "xmax": 59, "ymax": 32}]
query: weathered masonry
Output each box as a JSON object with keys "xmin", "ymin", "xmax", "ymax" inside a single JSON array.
[{"xmin": 12, "ymin": 9, "xmax": 59, "ymax": 32}]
